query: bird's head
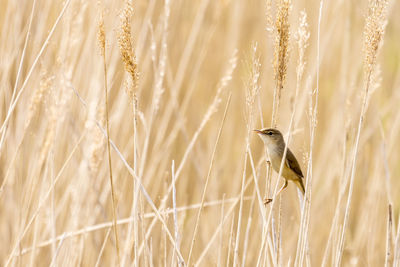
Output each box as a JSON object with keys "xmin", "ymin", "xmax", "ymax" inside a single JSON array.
[{"xmin": 253, "ymin": 128, "xmax": 284, "ymax": 146}]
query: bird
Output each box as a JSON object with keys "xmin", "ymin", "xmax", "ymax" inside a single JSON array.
[{"xmin": 254, "ymin": 128, "xmax": 305, "ymax": 204}]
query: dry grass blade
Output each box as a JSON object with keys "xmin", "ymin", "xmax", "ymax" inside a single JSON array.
[
  {"xmin": 187, "ymin": 94, "xmax": 231, "ymax": 266},
  {"xmin": 0, "ymin": 0, "xmax": 37, "ymax": 151},
  {"xmin": 0, "ymin": 0, "xmax": 72, "ymax": 138},
  {"xmin": 293, "ymin": 6, "xmax": 312, "ymax": 266},
  {"xmin": 17, "ymin": 196, "xmax": 251, "ymax": 256},
  {"xmin": 337, "ymin": 0, "xmax": 389, "ymax": 265},
  {"xmin": 233, "ymin": 43, "xmax": 260, "ymax": 267},
  {"xmin": 171, "ymin": 160, "xmax": 182, "ymax": 266},
  {"xmin": 98, "ymin": 10, "xmax": 121, "ymax": 266},
  {"xmin": 94, "ymin": 228, "xmax": 111, "ymax": 267},
  {"xmin": 394, "ymin": 214, "xmax": 400, "ymax": 265},
  {"xmin": 5, "ymin": 132, "xmax": 86, "ymax": 266},
  {"xmin": 137, "ymin": 49, "xmax": 237, "ymax": 259},
  {"xmin": 385, "ymin": 204, "xmax": 393, "ymax": 266}
]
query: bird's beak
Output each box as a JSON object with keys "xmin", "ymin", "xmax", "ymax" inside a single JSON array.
[{"xmin": 253, "ymin": 129, "xmax": 263, "ymax": 134}]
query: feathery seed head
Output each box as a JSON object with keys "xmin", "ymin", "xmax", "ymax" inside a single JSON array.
[
  {"xmin": 273, "ymin": 0, "xmax": 291, "ymax": 91},
  {"xmin": 97, "ymin": 6, "xmax": 106, "ymax": 57},
  {"xmin": 363, "ymin": 0, "xmax": 388, "ymax": 81},
  {"xmin": 118, "ymin": 1, "xmax": 139, "ymax": 100},
  {"xmin": 295, "ymin": 10, "xmax": 310, "ymax": 77}
]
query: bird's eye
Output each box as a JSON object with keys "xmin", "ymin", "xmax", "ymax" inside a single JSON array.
[{"xmin": 267, "ymin": 131, "xmax": 273, "ymax": 135}]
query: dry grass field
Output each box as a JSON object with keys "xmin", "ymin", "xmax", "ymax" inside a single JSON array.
[{"xmin": 0, "ymin": 0, "xmax": 399, "ymax": 266}]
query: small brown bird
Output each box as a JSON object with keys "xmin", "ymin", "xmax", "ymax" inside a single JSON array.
[{"xmin": 254, "ymin": 128, "xmax": 305, "ymax": 204}]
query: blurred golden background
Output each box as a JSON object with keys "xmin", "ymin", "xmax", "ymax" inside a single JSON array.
[{"xmin": 0, "ymin": 0, "xmax": 399, "ymax": 266}]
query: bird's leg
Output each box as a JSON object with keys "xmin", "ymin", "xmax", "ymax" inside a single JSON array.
[
  {"xmin": 264, "ymin": 180, "xmax": 288, "ymax": 205},
  {"xmin": 276, "ymin": 179, "xmax": 288, "ymax": 196}
]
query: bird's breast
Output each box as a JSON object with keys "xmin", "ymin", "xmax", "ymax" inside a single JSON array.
[
  {"xmin": 266, "ymin": 145, "xmax": 283, "ymax": 170},
  {"xmin": 266, "ymin": 145, "xmax": 298, "ymax": 181}
]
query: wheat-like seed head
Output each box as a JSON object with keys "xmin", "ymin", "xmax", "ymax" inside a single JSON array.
[
  {"xmin": 202, "ymin": 50, "xmax": 237, "ymax": 127},
  {"xmin": 88, "ymin": 103, "xmax": 106, "ymax": 178},
  {"xmin": 243, "ymin": 43, "xmax": 260, "ymax": 132},
  {"xmin": 118, "ymin": 1, "xmax": 139, "ymax": 101},
  {"xmin": 26, "ymin": 68, "xmax": 53, "ymax": 129},
  {"xmin": 271, "ymin": 0, "xmax": 291, "ymax": 126},
  {"xmin": 273, "ymin": 0, "xmax": 291, "ymax": 93},
  {"xmin": 39, "ymin": 95, "xmax": 57, "ymax": 166},
  {"xmin": 295, "ymin": 11, "xmax": 310, "ymax": 80},
  {"xmin": 265, "ymin": 0, "xmax": 274, "ymax": 36},
  {"xmin": 246, "ymin": 43, "xmax": 260, "ymax": 116},
  {"xmin": 97, "ymin": 6, "xmax": 106, "ymax": 58},
  {"xmin": 363, "ymin": 0, "xmax": 388, "ymax": 82}
]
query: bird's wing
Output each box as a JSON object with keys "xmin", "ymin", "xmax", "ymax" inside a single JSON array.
[{"xmin": 285, "ymin": 149, "xmax": 304, "ymax": 178}]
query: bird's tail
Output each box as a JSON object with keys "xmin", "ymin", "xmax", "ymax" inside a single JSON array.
[{"xmin": 294, "ymin": 179, "xmax": 305, "ymax": 195}]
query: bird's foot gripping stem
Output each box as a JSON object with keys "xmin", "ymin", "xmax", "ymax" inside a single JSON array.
[{"xmin": 264, "ymin": 198, "xmax": 273, "ymax": 205}]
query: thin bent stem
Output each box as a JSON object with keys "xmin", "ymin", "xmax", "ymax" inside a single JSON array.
[
  {"xmin": 103, "ymin": 44, "xmax": 121, "ymax": 266},
  {"xmin": 187, "ymin": 94, "xmax": 231, "ymax": 266}
]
